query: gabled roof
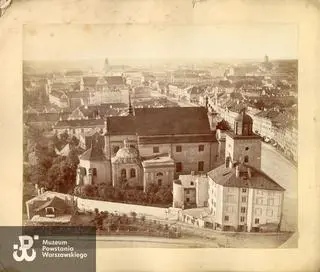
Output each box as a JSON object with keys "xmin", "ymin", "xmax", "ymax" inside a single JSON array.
[
  {"xmin": 35, "ymin": 196, "xmax": 68, "ymax": 212},
  {"xmin": 207, "ymin": 164, "xmax": 285, "ymax": 191},
  {"xmin": 80, "ymin": 144, "xmax": 106, "ymax": 161}
]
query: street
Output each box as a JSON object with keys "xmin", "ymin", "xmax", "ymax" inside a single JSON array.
[{"xmin": 261, "ymin": 142, "xmax": 297, "ymax": 233}]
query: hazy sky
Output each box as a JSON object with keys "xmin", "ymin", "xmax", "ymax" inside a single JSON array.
[{"xmin": 23, "ymin": 24, "xmax": 298, "ymax": 61}]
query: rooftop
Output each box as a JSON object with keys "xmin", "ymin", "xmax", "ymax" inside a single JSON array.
[{"xmin": 207, "ymin": 164, "xmax": 285, "ymax": 191}]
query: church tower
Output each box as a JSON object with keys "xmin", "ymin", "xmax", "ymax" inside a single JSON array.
[{"xmin": 224, "ymin": 108, "xmax": 261, "ymax": 169}]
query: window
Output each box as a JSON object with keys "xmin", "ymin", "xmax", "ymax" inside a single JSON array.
[
  {"xmin": 190, "ymin": 181, "xmax": 194, "ymax": 186},
  {"xmin": 153, "ymin": 146, "xmax": 159, "ymax": 153},
  {"xmin": 156, "ymin": 172, "xmax": 163, "ymax": 177},
  {"xmin": 130, "ymin": 168, "xmax": 136, "ymax": 178},
  {"xmin": 267, "ymin": 198, "xmax": 274, "ymax": 206},
  {"xmin": 121, "ymin": 169, "xmax": 126, "ymax": 179},
  {"xmin": 244, "ymin": 155, "xmax": 249, "ymax": 163},
  {"xmin": 113, "ymin": 146, "xmax": 120, "ymax": 154},
  {"xmin": 266, "ymin": 209, "xmax": 273, "ymax": 217},
  {"xmin": 186, "ymin": 198, "xmax": 190, "ymax": 203},
  {"xmin": 242, "ymin": 188, "xmax": 247, "ymax": 193},
  {"xmin": 176, "ymin": 162, "xmax": 182, "ymax": 172},
  {"xmin": 241, "ymin": 207, "xmax": 246, "ymax": 213},
  {"xmin": 224, "ymin": 215, "xmax": 229, "ymax": 222},
  {"xmin": 245, "ymin": 147, "xmax": 249, "ymax": 151},
  {"xmin": 81, "ymin": 128, "xmax": 84, "ymax": 133},
  {"xmin": 256, "ymin": 197, "xmax": 263, "ymax": 205},
  {"xmin": 130, "ymin": 144, "xmax": 135, "ymax": 148},
  {"xmin": 227, "ymin": 206, "xmax": 233, "ymax": 213},
  {"xmin": 241, "ymin": 196, "xmax": 247, "ymax": 203},
  {"xmin": 198, "ymin": 145, "xmax": 204, "ymax": 152},
  {"xmin": 158, "ymin": 179, "xmax": 162, "ymax": 186},
  {"xmin": 176, "ymin": 145, "xmax": 182, "ymax": 152},
  {"xmin": 198, "ymin": 161, "xmax": 204, "ymax": 172},
  {"xmin": 255, "ymin": 218, "xmax": 260, "ymax": 224},
  {"xmin": 185, "ymin": 189, "xmax": 190, "ymax": 194},
  {"xmin": 255, "ymin": 208, "xmax": 262, "ymax": 216},
  {"xmin": 240, "ymin": 216, "xmax": 245, "ymax": 222},
  {"xmin": 72, "ymin": 129, "xmax": 75, "ymax": 134},
  {"xmin": 92, "ymin": 168, "xmax": 97, "ymax": 176}
]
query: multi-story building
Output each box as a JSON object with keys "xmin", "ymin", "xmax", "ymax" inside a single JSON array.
[
  {"xmin": 207, "ymin": 110, "xmax": 285, "ymax": 232},
  {"xmin": 74, "ymin": 104, "xmax": 220, "ymax": 191}
]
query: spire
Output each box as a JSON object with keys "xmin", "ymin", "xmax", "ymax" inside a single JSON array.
[{"xmin": 128, "ymin": 93, "xmax": 134, "ymax": 116}]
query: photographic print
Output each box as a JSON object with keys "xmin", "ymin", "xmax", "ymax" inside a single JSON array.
[{"xmin": 22, "ymin": 24, "xmax": 298, "ymax": 248}]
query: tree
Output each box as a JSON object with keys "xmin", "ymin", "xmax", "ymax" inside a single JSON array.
[
  {"xmin": 29, "ymin": 164, "xmax": 47, "ymax": 186},
  {"xmin": 66, "ymin": 149, "xmax": 80, "ymax": 168},
  {"xmin": 82, "ymin": 184, "xmax": 97, "ymax": 198}
]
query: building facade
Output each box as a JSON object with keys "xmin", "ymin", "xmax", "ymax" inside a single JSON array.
[
  {"xmin": 207, "ymin": 110, "xmax": 285, "ymax": 232},
  {"xmin": 73, "ymin": 105, "xmax": 219, "ymax": 191}
]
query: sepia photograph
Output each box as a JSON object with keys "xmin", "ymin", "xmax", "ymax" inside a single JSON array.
[{"xmin": 22, "ymin": 24, "xmax": 298, "ymax": 249}]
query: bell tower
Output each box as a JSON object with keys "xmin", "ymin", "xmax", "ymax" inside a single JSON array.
[{"xmin": 225, "ymin": 108, "xmax": 262, "ymax": 169}]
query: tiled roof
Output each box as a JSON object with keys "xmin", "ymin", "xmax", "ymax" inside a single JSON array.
[
  {"xmin": 134, "ymin": 107, "xmax": 212, "ymax": 135},
  {"xmin": 82, "ymin": 76, "xmax": 98, "ymax": 86},
  {"xmin": 104, "ymin": 76, "xmax": 125, "ymax": 85},
  {"xmin": 107, "ymin": 116, "xmax": 136, "ymax": 135},
  {"xmin": 80, "ymin": 145, "xmax": 106, "ymax": 161},
  {"xmin": 207, "ymin": 164, "xmax": 285, "ymax": 191},
  {"xmin": 24, "ymin": 112, "xmax": 70, "ymax": 123},
  {"xmin": 54, "ymin": 118, "xmax": 105, "ymax": 128}
]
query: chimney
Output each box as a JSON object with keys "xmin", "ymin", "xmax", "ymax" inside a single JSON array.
[
  {"xmin": 247, "ymin": 167, "xmax": 252, "ymax": 178},
  {"xmin": 235, "ymin": 165, "xmax": 240, "ymax": 178}
]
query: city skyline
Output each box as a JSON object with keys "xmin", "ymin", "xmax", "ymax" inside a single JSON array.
[{"xmin": 23, "ymin": 24, "xmax": 298, "ymax": 61}]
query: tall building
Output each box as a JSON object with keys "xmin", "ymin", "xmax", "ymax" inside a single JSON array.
[{"xmin": 207, "ymin": 109, "xmax": 285, "ymax": 232}]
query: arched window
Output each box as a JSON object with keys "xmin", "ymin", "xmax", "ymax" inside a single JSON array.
[
  {"xmin": 156, "ymin": 172, "xmax": 164, "ymax": 177},
  {"xmin": 244, "ymin": 155, "xmax": 249, "ymax": 163},
  {"xmin": 121, "ymin": 169, "xmax": 127, "ymax": 179},
  {"xmin": 130, "ymin": 168, "xmax": 136, "ymax": 178}
]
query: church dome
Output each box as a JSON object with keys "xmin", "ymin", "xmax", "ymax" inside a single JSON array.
[{"xmin": 112, "ymin": 140, "xmax": 140, "ymax": 164}]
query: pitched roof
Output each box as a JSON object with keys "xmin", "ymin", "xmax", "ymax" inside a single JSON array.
[
  {"xmin": 54, "ymin": 118, "xmax": 105, "ymax": 128},
  {"xmin": 207, "ymin": 164, "xmax": 285, "ymax": 191},
  {"xmin": 24, "ymin": 112, "xmax": 70, "ymax": 123},
  {"xmin": 104, "ymin": 76, "xmax": 125, "ymax": 85},
  {"xmin": 35, "ymin": 196, "xmax": 68, "ymax": 212},
  {"xmin": 82, "ymin": 76, "xmax": 98, "ymax": 86},
  {"xmin": 79, "ymin": 144, "xmax": 106, "ymax": 161},
  {"xmin": 133, "ymin": 107, "xmax": 212, "ymax": 135},
  {"xmin": 107, "ymin": 116, "xmax": 136, "ymax": 135}
]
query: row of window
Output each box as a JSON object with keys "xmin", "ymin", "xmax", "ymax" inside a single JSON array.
[
  {"xmin": 153, "ymin": 144, "xmax": 205, "ymax": 154},
  {"xmin": 175, "ymin": 161, "xmax": 204, "ymax": 172},
  {"xmin": 256, "ymin": 197, "xmax": 275, "ymax": 206},
  {"xmin": 120, "ymin": 168, "xmax": 136, "ymax": 179},
  {"xmin": 224, "ymin": 216, "xmax": 261, "ymax": 225}
]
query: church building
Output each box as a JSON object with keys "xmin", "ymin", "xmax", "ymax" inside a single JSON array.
[{"xmin": 75, "ymin": 99, "xmax": 220, "ymax": 191}]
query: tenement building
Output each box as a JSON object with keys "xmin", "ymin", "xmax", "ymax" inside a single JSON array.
[
  {"xmin": 75, "ymin": 102, "xmax": 220, "ymax": 191},
  {"xmin": 207, "ymin": 109, "xmax": 285, "ymax": 232}
]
